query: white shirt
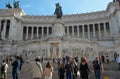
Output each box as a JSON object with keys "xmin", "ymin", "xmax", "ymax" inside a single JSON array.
[
  {"xmin": 3, "ymin": 63, "xmax": 9, "ymax": 72},
  {"xmin": 117, "ymin": 56, "xmax": 120, "ymax": 63}
]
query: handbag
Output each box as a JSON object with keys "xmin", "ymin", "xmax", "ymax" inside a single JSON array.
[{"xmin": 77, "ymin": 71, "xmax": 80, "ymax": 77}]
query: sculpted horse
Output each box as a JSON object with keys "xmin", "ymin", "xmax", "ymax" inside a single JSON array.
[
  {"xmin": 54, "ymin": 3, "xmax": 63, "ymax": 19},
  {"xmin": 14, "ymin": 0, "xmax": 20, "ymax": 8},
  {"xmin": 6, "ymin": 1, "xmax": 12, "ymax": 8}
]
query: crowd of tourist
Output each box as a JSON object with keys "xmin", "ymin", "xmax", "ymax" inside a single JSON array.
[
  {"xmin": 0, "ymin": 52, "xmax": 120, "ymax": 79},
  {"xmin": 0, "ymin": 55, "xmax": 24, "ymax": 79}
]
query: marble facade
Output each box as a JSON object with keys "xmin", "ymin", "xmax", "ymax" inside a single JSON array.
[{"xmin": 0, "ymin": 2, "xmax": 120, "ymax": 61}]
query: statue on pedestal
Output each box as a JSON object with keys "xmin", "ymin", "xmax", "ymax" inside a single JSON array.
[
  {"xmin": 6, "ymin": 0, "xmax": 20, "ymax": 9},
  {"xmin": 14, "ymin": 0, "xmax": 20, "ymax": 8},
  {"xmin": 6, "ymin": 1, "xmax": 12, "ymax": 8},
  {"xmin": 113, "ymin": 0, "xmax": 115, "ymax": 2},
  {"xmin": 54, "ymin": 3, "xmax": 63, "ymax": 19}
]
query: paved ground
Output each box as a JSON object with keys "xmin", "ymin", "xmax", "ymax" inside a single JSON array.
[{"xmin": 6, "ymin": 61, "xmax": 120, "ymax": 79}]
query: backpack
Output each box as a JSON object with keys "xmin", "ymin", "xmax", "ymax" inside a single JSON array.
[
  {"xmin": 93, "ymin": 60, "xmax": 101, "ymax": 70},
  {"xmin": 1, "ymin": 64, "xmax": 5, "ymax": 72}
]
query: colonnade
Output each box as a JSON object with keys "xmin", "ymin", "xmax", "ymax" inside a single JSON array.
[
  {"xmin": 0, "ymin": 19, "xmax": 10, "ymax": 40},
  {"xmin": 23, "ymin": 26, "xmax": 52, "ymax": 40},
  {"xmin": 23, "ymin": 22, "xmax": 111, "ymax": 40},
  {"xmin": 65, "ymin": 22, "xmax": 111, "ymax": 39}
]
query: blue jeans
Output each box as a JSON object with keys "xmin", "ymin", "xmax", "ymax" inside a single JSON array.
[
  {"xmin": 118, "ymin": 63, "xmax": 120, "ymax": 70},
  {"xmin": 66, "ymin": 72, "xmax": 72, "ymax": 79},
  {"xmin": 12, "ymin": 71, "xmax": 19, "ymax": 79},
  {"xmin": 94, "ymin": 70, "xmax": 101, "ymax": 79}
]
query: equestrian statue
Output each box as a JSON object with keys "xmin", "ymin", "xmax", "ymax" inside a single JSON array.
[{"xmin": 54, "ymin": 3, "xmax": 63, "ymax": 19}]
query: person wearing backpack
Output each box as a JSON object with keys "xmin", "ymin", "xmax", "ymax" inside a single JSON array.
[
  {"xmin": 92, "ymin": 57, "xmax": 104, "ymax": 79},
  {"xmin": 1, "ymin": 60, "xmax": 9, "ymax": 79},
  {"xmin": 30, "ymin": 58, "xmax": 43, "ymax": 79}
]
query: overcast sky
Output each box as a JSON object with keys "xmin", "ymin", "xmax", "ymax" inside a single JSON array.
[{"xmin": 0, "ymin": 0, "xmax": 113, "ymax": 15}]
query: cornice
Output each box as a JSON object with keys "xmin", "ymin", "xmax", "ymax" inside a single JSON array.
[{"xmin": 20, "ymin": 10, "xmax": 109, "ymax": 24}]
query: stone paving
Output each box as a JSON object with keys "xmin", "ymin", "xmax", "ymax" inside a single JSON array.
[{"xmin": 6, "ymin": 61, "xmax": 120, "ymax": 79}]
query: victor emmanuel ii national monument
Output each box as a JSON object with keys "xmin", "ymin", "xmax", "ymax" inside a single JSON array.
[{"xmin": 0, "ymin": 1, "xmax": 120, "ymax": 61}]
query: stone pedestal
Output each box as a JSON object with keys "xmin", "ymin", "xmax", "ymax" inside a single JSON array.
[
  {"xmin": 52, "ymin": 19, "xmax": 65, "ymax": 37},
  {"xmin": 48, "ymin": 37, "xmax": 62, "ymax": 58}
]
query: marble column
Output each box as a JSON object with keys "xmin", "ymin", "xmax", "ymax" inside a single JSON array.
[
  {"xmin": 0, "ymin": 20, "xmax": 1, "ymax": 33},
  {"xmin": 93, "ymin": 24, "xmax": 96, "ymax": 38},
  {"xmin": 98, "ymin": 23, "xmax": 101, "ymax": 39},
  {"xmin": 67, "ymin": 26, "xmax": 69, "ymax": 36},
  {"xmin": 47, "ymin": 27, "xmax": 49, "ymax": 36},
  {"xmin": 88, "ymin": 25, "xmax": 90, "ymax": 38},
  {"xmin": 72, "ymin": 26, "xmax": 74, "ymax": 36},
  {"xmin": 31, "ymin": 27, "xmax": 33, "ymax": 39},
  {"xmin": 42, "ymin": 27, "xmax": 44, "ymax": 36},
  {"xmin": 26, "ymin": 27, "xmax": 28, "ymax": 40},
  {"xmin": 47, "ymin": 44, "xmax": 50, "ymax": 58},
  {"xmin": 82, "ymin": 25, "xmax": 85, "ymax": 38},
  {"xmin": 0, "ymin": 20, "xmax": 1, "ymax": 39},
  {"xmin": 59, "ymin": 43, "xmax": 62, "ymax": 57},
  {"xmin": 77, "ymin": 26, "xmax": 80, "ymax": 37},
  {"xmin": 104, "ymin": 23, "xmax": 107, "ymax": 37},
  {"xmin": 37, "ymin": 27, "xmax": 39, "ymax": 38},
  {"xmin": 108, "ymin": 22, "xmax": 111, "ymax": 37},
  {"xmin": 2, "ymin": 20, "xmax": 7, "ymax": 40}
]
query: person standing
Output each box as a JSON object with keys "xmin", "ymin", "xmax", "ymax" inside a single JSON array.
[
  {"xmin": 58, "ymin": 63, "xmax": 65, "ymax": 79},
  {"xmin": 114, "ymin": 52, "xmax": 118, "ymax": 62},
  {"xmin": 101, "ymin": 55, "xmax": 105, "ymax": 63},
  {"xmin": 1, "ymin": 60, "xmax": 9, "ymax": 79},
  {"xmin": 19, "ymin": 55, "xmax": 24, "ymax": 71},
  {"xmin": 72, "ymin": 60, "xmax": 78, "ymax": 79},
  {"xmin": 117, "ymin": 54, "xmax": 120, "ymax": 70},
  {"xmin": 65, "ymin": 61, "xmax": 73, "ymax": 79},
  {"xmin": 44, "ymin": 61, "xmax": 53, "ymax": 79},
  {"xmin": 79, "ymin": 58, "xmax": 90, "ymax": 79},
  {"xmin": 12, "ymin": 56, "xmax": 21, "ymax": 79},
  {"xmin": 92, "ymin": 57, "xmax": 104, "ymax": 79},
  {"xmin": 31, "ymin": 58, "xmax": 43, "ymax": 79},
  {"xmin": 106, "ymin": 56, "xmax": 109, "ymax": 64}
]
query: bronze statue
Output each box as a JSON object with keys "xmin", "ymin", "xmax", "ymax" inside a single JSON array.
[
  {"xmin": 54, "ymin": 3, "xmax": 63, "ymax": 19},
  {"xmin": 114, "ymin": 0, "xmax": 120, "ymax": 2},
  {"xmin": 6, "ymin": 1, "xmax": 12, "ymax": 8},
  {"xmin": 117, "ymin": 0, "xmax": 120, "ymax": 6},
  {"xmin": 14, "ymin": 0, "xmax": 20, "ymax": 8}
]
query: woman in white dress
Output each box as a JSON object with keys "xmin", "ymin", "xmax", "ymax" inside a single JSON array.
[{"xmin": 44, "ymin": 61, "xmax": 53, "ymax": 79}]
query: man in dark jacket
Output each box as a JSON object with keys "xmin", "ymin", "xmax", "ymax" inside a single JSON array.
[
  {"xmin": 65, "ymin": 61, "xmax": 73, "ymax": 79},
  {"xmin": 93, "ymin": 57, "xmax": 104, "ymax": 79},
  {"xmin": 12, "ymin": 56, "xmax": 21, "ymax": 79}
]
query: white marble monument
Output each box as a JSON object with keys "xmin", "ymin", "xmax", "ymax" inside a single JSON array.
[{"xmin": 0, "ymin": 1, "xmax": 120, "ymax": 61}]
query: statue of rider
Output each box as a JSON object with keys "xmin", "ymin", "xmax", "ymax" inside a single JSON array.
[
  {"xmin": 54, "ymin": 3, "xmax": 63, "ymax": 19},
  {"xmin": 14, "ymin": 0, "xmax": 20, "ymax": 8},
  {"xmin": 6, "ymin": 1, "xmax": 12, "ymax": 8}
]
